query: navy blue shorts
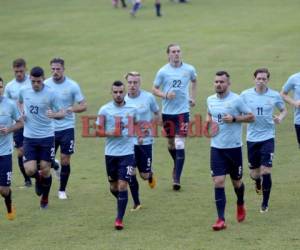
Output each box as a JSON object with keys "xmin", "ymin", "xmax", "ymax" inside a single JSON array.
[
  {"xmin": 13, "ymin": 128, "xmax": 24, "ymax": 148},
  {"xmin": 23, "ymin": 137, "xmax": 55, "ymax": 163},
  {"xmin": 105, "ymin": 154, "xmax": 135, "ymax": 183},
  {"xmin": 295, "ymin": 125, "xmax": 300, "ymax": 147},
  {"xmin": 55, "ymin": 128, "xmax": 75, "ymax": 155},
  {"xmin": 210, "ymin": 147, "xmax": 243, "ymax": 180},
  {"xmin": 247, "ymin": 138, "xmax": 274, "ymax": 169},
  {"xmin": 134, "ymin": 144, "xmax": 152, "ymax": 173},
  {"xmin": 0, "ymin": 154, "xmax": 12, "ymax": 186},
  {"xmin": 162, "ymin": 112, "xmax": 189, "ymax": 137}
]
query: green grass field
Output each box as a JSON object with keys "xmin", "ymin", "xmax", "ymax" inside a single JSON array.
[{"xmin": 1, "ymin": 0, "xmax": 300, "ymax": 249}]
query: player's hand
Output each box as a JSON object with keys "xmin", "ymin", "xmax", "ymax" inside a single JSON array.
[
  {"xmin": 21, "ymin": 114, "xmax": 27, "ymax": 122},
  {"xmin": 189, "ymin": 98, "xmax": 196, "ymax": 107},
  {"xmin": 66, "ymin": 106, "xmax": 73, "ymax": 114},
  {"xmin": 222, "ymin": 114, "xmax": 234, "ymax": 123},
  {"xmin": 0, "ymin": 127, "xmax": 10, "ymax": 135},
  {"xmin": 203, "ymin": 120, "xmax": 219, "ymax": 137},
  {"xmin": 46, "ymin": 109, "xmax": 56, "ymax": 118},
  {"xmin": 166, "ymin": 91, "xmax": 176, "ymax": 100},
  {"xmin": 138, "ymin": 137, "xmax": 143, "ymax": 145},
  {"xmin": 295, "ymin": 100, "xmax": 300, "ymax": 108},
  {"xmin": 273, "ymin": 115, "xmax": 282, "ymax": 124}
]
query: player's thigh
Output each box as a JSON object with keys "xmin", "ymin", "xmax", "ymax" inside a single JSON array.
[
  {"xmin": 162, "ymin": 113, "xmax": 189, "ymax": 138},
  {"xmin": 176, "ymin": 112, "xmax": 189, "ymax": 137},
  {"xmin": 247, "ymin": 141, "xmax": 261, "ymax": 169},
  {"xmin": 134, "ymin": 144, "xmax": 152, "ymax": 175},
  {"xmin": 13, "ymin": 128, "xmax": 24, "ymax": 150},
  {"xmin": 39, "ymin": 137, "xmax": 55, "ymax": 162},
  {"xmin": 260, "ymin": 138, "xmax": 275, "ymax": 168},
  {"xmin": 23, "ymin": 137, "xmax": 38, "ymax": 163},
  {"xmin": 0, "ymin": 155, "xmax": 12, "ymax": 187},
  {"xmin": 226, "ymin": 147, "xmax": 243, "ymax": 181},
  {"xmin": 105, "ymin": 155, "xmax": 118, "ymax": 182},
  {"xmin": 118, "ymin": 154, "xmax": 136, "ymax": 183},
  {"xmin": 55, "ymin": 128, "xmax": 75, "ymax": 155},
  {"xmin": 162, "ymin": 114, "xmax": 177, "ymax": 138},
  {"xmin": 210, "ymin": 147, "xmax": 227, "ymax": 177}
]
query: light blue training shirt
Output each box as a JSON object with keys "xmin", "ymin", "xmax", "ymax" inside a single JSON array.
[
  {"xmin": 241, "ymin": 87, "xmax": 285, "ymax": 142},
  {"xmin": 153, "ymin": 62, "xmax": 197, "ymax": 115},
  {"xmin": 207, "ymin": 91, "xmax": 251, "ymax": 149}
]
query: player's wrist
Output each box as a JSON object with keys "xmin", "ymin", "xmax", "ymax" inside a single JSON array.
[{"xmin": 232, "ymin": 116, "xmax": 236, "ymax": 123}]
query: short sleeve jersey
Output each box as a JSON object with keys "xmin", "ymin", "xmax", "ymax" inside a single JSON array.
[
  {"xmin": 96, "ymin": 101, "xmax": 137, "ymax": 156},
  {"xmin": 45, "ymin": 76, "xmax": 85, "ymax": 131},
  {"xmin": 4, "ymin": 75, "xmax": 31, "ymax": 102},
  {"xmin": 153, "ymin": 62, "xmax": 197, "ymax": 115},
  {"xmin": 240, "ymin": 88, "xmax": 285, "ymax": 142},
  {"xmin": 125, "ymin": 90, "xmax": 159, "ymax": 145},
  {"xmin": 282, "ymin": 72, "xmax": 300, "ymax": 124},
  {"xmin": 0, "ymin": 97, "xmax": 21, "ymax": 155},
  {"xmin": 19, "ymin": 85, "xmax": 61, "ymax": 138},
  {"xmin": 207, "ymin": 91, "xmax": 251, "ymax": 149}
]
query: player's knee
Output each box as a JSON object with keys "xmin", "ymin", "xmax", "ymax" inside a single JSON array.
[
  {"xmin": 24, "ymin": 164, "xmax": 36, "ymax": 176},
  {"xmin": 118, "ymin": 180, "xmax": 128, "ymax": 191},
  {"xmin": 232, "ymin": 179, "xmax": 243, "ymax": 189},
  {"xmin": 110, "ymin": 182, "xmax": 118, "ymax": 191},
  {"xmin": 213, "ymin": 176, "xmax": 225, "ymax": 187},
  {"xmin": 110, "ymin": 186, "xmax": 118, "ymax": 193},
  {"xmin": 249, "ymin": 168, "xmax": 261, "ymax": 179},
  {"xmin": 61, "ymin": 155, "xmax": 71, "ymax": 166},
  {"xmin": 175, "ymin": 137, "xmax": 185, "ymax": 150},
  {"xmin": 0, "ymin": 186, "xmax": 9, "ymax": 196},
  {"xmin": 39, "ymin": 162, "xmax": 51, "ymax": 177},
  {"xmin": 140, "ymin": 172, "xmax": 149, "ymax": 180},
  {"xmin": 261, "ymin": 166, "xmax": 271, "ymax": 175}
]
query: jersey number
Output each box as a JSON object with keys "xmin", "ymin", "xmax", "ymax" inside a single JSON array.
[
  {"xmin": 217, "ymin": 114, "xmax": 222, "ymax": 123},
  {"xmin": 30, "ymin": 105, "xmax": 39, "ymax": 114},
  {"xmin": 257, "ymin": 107, "xmax": 263, "ymax": 116},
  {"xmin": 6, "ymin": 172, "xmax": 12, "ymax": 184},
  {"xmin": 172, "ymin": 80, "xmax": 182, "ymax": 88}
]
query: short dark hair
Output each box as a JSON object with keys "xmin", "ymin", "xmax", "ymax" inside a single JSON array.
[
  {"xmin": 216, "ymin": 70, "xmax": 230, "ymax": 78},
  {"xmin": 50, "ymin": 58, "xmax": 65, "ymax": 67},
  {"xmin": 30, "ymin": 66, "xmax": 44, "ymax": 78},
  {"xmin": 254, "ymin": 68, "xmax": 270, "ymax": 78},
  {"xmin": 0, "ymin": 77, "xmax": 3, "ymax": 82},
  {"xmin": 112, "ymin": 80, "xmax": 124, "ymax": 87},
  {"xmin": 13, "ymin": 58, "xmax": 26, "ymax": 68},
  {"xmin": 166, "ymin": 43, "xmax": 179, "ymax": 54}
]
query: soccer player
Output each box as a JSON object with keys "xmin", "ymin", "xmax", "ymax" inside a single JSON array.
[
  {"xmin": 130, "ymin": 0, "xmax": 142, "ymax": 16},
  {"xmin": 0, "ymin": 78, "xmax": 23, "ymax": 220},
  {"xmin": 124, "ymin": 71, "xmax": 160, "ymax": 210},
  {"xmin": 152, "ymin": 43, "xmax": 197, "ymax": 191},
  {"xmin": 130, "ymin": 1, "xmax": 162, "ymax": 17},
  {"xmin": 206, "ymin": 71, "xmax": 254, "ymax": 231},
  {"xmin": 19, "ymin": 66, "xmax": 65, "ymax": 209},
  {"xmin": 281, "ymin": 71, "xmax": 300, "ymax": 148},
  {"xmin": 96, "ymin": 81, "xmax": 137, "ymax": 230},
  {"xmin": 4, "ymin": 58, "xmax": 32, "ymax": 187},
  {"xmin": 112, "ymin": 0, "xmax": 127, "ymax": 8},
  {"xmin": 45, "ymin": 58, "xmax": 87, "ymax": 200},
  {"xmin": 241, "ymin": 68, "xmax": 287, "ymax": 213}
]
